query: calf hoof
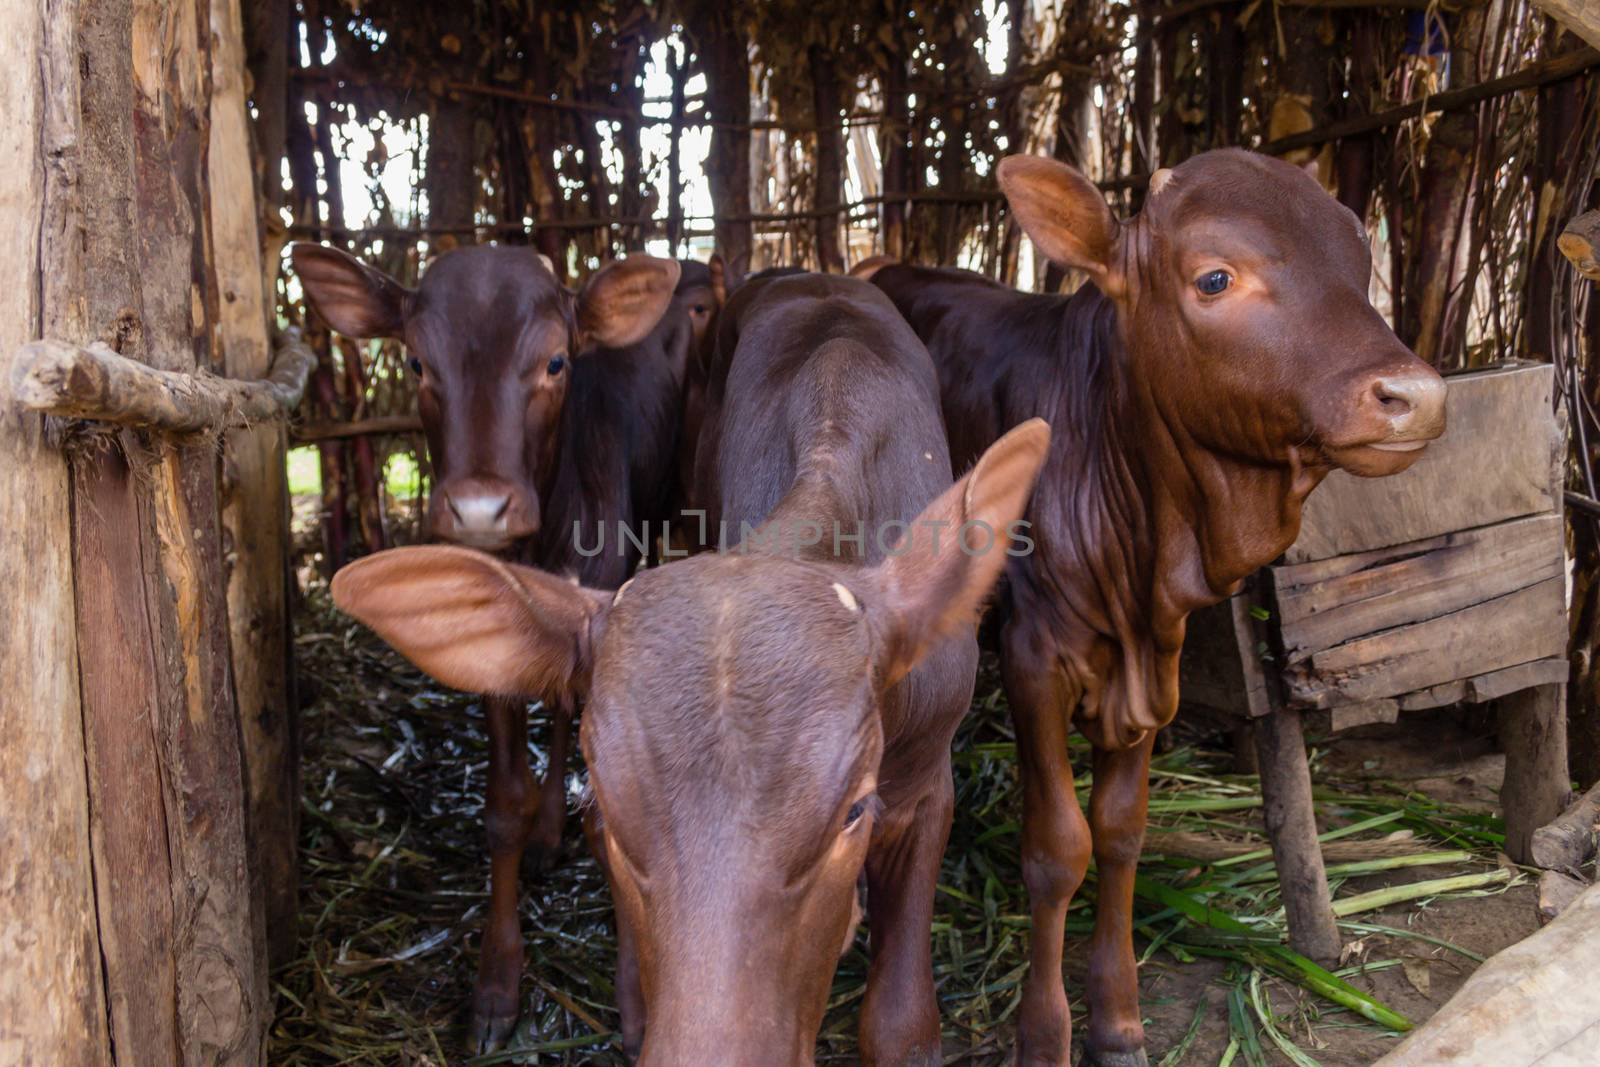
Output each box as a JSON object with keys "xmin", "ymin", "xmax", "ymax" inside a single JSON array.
[
  {"xmin": 468, "ymin": 1006, "xmax": 519, "ymax": 1055},
  {"xmin": 469, "ymin": 980, "xmax": 521, "ymax": 1056},
  {"xmin": 1082, "ymin": 1047, "xmax": 1148, "ymax": 1067}
]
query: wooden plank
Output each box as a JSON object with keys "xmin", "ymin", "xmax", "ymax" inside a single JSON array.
[
  {"xmin": 1397, "ymin": 657, "xmax": 1571, "ymax": 712},
  {"xmin": 1283, "ymin": 577, "xmax": 1567, "ymax": 708},
  {"xmin": 1329, "ymin": 699, "xmax": 1400, "ymax": 731},
  {"xmin": 0, "ymin": 0, "xmax": 111, "ymax": 1060},
  {"xmin": 1177, "ymin": 598, "xmax": 1251, "ymax": 716},
  {"xmin": 1288, "ymin": 362, "xmax": 1561, "ymax": 563},
  {"xmin": 1374, "ymin": 882, "xmax": 1600, "ymax": 1065},
  {"xmin": 1274, "ymin": 514, "xmax": 1564, "ymax": 662}
]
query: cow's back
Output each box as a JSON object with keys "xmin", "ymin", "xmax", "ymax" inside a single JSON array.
[
  {"xmin": 872, "ymin": 264, "xmax": 1119, "ymax": 478},
  {"xmin": 697, "ymin": 271, "xmax": 978, "ymax": 802}
]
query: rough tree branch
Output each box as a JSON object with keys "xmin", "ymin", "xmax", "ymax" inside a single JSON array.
[{"xmin": 11, "ymin": 328, "xmax": 317, "ymax": 435}]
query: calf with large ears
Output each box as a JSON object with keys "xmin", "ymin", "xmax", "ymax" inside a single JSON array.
[
  {"xmin": 333, "ymin": 414, "xmax": 1049, "ymax": 1066},
  {"xmin": 294, "ymin": 243, "xmax": 688, "ymax": 1051}
]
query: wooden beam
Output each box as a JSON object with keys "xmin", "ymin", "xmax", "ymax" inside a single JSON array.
[
  {"xmin": 1260, "ymin": 46, "xmax": 1600, "ymax": 157},
  {"xmin": 1530, "ymin": 0, "xmax": 1600, "ymax": 50},
  {"xmin": 291, "ymin": 413, "xmax": 423, "ymax": 442},
  {"xmin": 11, "ymin": 329, "xmax": 315, "ymax": 435}
]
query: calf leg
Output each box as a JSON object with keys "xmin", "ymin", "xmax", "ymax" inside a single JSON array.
[
  {"xmin": 1004, "ymin": 644, "xmax": 1092, "ymax": 1067},
  {"xmin": 1083, "ymin": 733, "xmax": 1156, "ymax": 1067},
  {"xmin": 471, "ymin": 695, "xmax": 537, "ymax": 1053},
  {"xmin": 526, "ymin": 698, "xmax": 573, "ymax": 869},
  {"xmin": 858, "ymin": 770, "xmax": 955, "ymax": 1067},
  {"xmin": 582, "ymin": 805, "xmax": 645, "ymax": 1060}
]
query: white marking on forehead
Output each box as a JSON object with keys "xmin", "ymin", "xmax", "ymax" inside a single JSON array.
[
  {"xmin": 923, "ymin": 451, "xmax": 933, "ymax": 461},
  {"xmin": 612, "ymin": 576, "xmax": 635, "ymax": 605},
  {"xmin": 832, "ymin": 582, "xmax": 859, "ymax": 613}
]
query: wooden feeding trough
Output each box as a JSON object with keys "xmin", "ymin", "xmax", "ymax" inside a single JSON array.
[{"xmin": 1180, "ymin": 360, "xmax": 1570, "ymax": 958}]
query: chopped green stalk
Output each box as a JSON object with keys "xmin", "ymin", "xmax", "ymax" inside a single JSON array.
[
  {"xmin": 1230, "ymin": 850, "xmax": 1473, "ymax": 885},
  {"xmin": 1213, "ymin": 811, "xmax": 1406, "ymax": 868},
  {"xmin": 1250, "ymin": 971, "xmax": 1324, "ymax": 1067},
  {"xmin": 1331, "ymin": 869, "xmax": 1512, "ymax": 918},
  {"xmin": 1135, "ymin": 875, "xmax": 1413, "ymax": 1031},
  {"xmin": 1158, "ymin": 996, "xmax": 1210, "ymax": 1067},
  {"xmin": 1229, "ymin": 983, "xmax": 1269, "ymax": 1067}
]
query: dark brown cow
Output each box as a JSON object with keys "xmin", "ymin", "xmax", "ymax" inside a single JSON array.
[
  {"xmin": 330, "ymin": 271, "xmax": 1049, "ymax": 1066},
  {"xmin": 869, "ymin": 149, "xmax": 1446, "ymax": 1066},
  {"xmin": 292, "ymin": 243, "xmax": 688, "ymax": 1050}
]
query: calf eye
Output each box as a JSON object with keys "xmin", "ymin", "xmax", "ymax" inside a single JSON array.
[
  {"xmin": 408, "ymin": 357, "xmax": 423, "ymax": 375},
  {"xmin": 844, "ymin": 800, "xmax": 868, "ymax": 828},
  {"xmin": 1195, "ymin": 270, "xmax": 1232, "ymax": 296},
  {"xmin": 692, "ymin": 304, "xmax": 708, "ymax": 315},
  {"xmin": 547, "ymin": 354, "xmax": 566, "ymax": 376}
]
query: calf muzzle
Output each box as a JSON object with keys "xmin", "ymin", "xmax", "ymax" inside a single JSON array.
[{"xmin": 431, "ymin": 478, "xmax": 539, "ymax": 550}]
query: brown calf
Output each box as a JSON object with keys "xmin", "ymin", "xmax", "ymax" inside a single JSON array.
[
  {"xmin": 331, "ymin": 271, "xmax": 1049, "ymax": 1066},
  {"xmin": 292, "ymin": 243, "xmax": 688, "ymax": 1050},
  {"xmin": 870, "ymin": 149, "xmax": 1446, "ymax": 1067}
]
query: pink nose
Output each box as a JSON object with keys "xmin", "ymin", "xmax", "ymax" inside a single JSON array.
[
  {"xmin": 448, "ymin": 490, "xmax": 511, "ymax": 531},
  {"xmin": 433, "ymin": 480, "xmax": 538, "ymax": 549},
  {"xmin": 1371, "ymin": 372, "xmax": 1446, "ymax": 443}
]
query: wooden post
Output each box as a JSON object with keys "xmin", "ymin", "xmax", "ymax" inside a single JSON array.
[
  {"xmin": 1398, "ymin": 0, "xmax": 1496, "ymax": 366},
  {"xmin": 690, "ymin": 12, "xmax": 753, "ymax": 271},
  {"xmin": 1498, "ymin": 684, "xmax": 1572, "ymax": 863},
  {"xmin": 1234, "ymin": 590, "xmax": 1342, "ymax": 963},
  {"xmin": 209, "ymin": 0, "xmax": 300, "ymax": 971},
  {"xmin": 809, "ymin": 42, "xmax": 845, "ymax": 273},
  {"xmin": 0, "ymin": 2, "xmax": 110, "ymax": 1061},
  {"xmin": 1254, "ymin": 708, "xmax": 1343, "ymax": 963},
  {"xmin": 666, "ymin": 41, "xmax": 684, "ymax": 254},
  {"xmin": 0, "ymin": 0, "xmax": 274, "ymax": 1059},
  {"xmin": 879, "ymin": 29, "xmax": 910, "ymax": 261}
]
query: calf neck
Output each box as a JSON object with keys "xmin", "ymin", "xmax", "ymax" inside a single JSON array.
[{"xmin": 871, "ymin": 148, "xmax": 1445, "ymax": 1066}]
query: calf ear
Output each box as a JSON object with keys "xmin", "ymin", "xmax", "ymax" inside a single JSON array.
[
  {"xmin": 330, "ymin": 545, "xmax": 610, "ymax": 699},
  {"xmin": 865, "ymin": 418, "xmax": 1051, "ymax": 684},
  {"xmin": 996, "ymin": 156, "xmax": 1121, "ymax": 290},
  {"xmin": 847, "ymin": 255, "xmax": 897, "ymax": 281},
  {"xmin": 291, "ymin": 243, "xmax": 412, "ymax": 338},
  {"xmin": 576, "ymin": 255, "xmax": 682, "ymax": 349}
]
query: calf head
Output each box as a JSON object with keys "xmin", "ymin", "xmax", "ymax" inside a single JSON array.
[
  {"xmin": 674, "ymin": 258, "xmax": 717, "ymax": 349},
  {"xmin": 330, "ymin": 420, "xmax": 1050, "ymax": 1065},
  {"xmin": 999, "ymin": 149, "xmax": 1446, "ymax": 478},
  {"xmin": 292, "ymin": 244, "xmax": 680, "ymax": 551}
]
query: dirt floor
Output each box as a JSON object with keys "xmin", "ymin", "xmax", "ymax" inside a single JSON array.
[{"xmin": 272, "ymin": 571, "xmax": 1541, "ymax": 1066}]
